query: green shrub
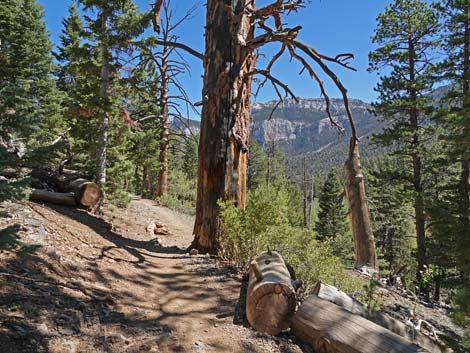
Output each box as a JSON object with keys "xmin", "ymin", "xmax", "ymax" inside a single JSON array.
[
  {"xmin": 218, "ymin": 184, "xmax": 365, "ymax": 295},
  {"xmin": 158, "ymin": 169, "xmax": 196, "ymax": 212}
]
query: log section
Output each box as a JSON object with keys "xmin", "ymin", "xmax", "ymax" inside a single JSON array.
[
  {"xmin": 313, "ymin": 281, "xmax": 449, "ymax": 353},
  {"xmin": 30, "ymin": 189, "xmax": 77, "ymax": 206},
  {"xmin": 292, "ymin": 295, "xmax": 429, "ymax": 353},
  {"xmin": 246, "ymin": 251, "xmax": 296, "ymax": 335}
]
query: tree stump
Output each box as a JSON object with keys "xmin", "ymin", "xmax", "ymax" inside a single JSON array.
[{"xmin": 246, "ymin": 251, "xmax": 296, "ymax": 335}]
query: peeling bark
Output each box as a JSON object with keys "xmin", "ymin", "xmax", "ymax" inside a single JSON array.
[{"xmin": 192, "ymin": 0, "xmax": 256, "ymax": 253}]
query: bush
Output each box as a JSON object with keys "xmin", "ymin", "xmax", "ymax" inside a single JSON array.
[
  {"xmin": 158, "ymin": 169, "xmax": 196, "ymax": 212},
  {"xmin": 218, "ymin": 184, "xmax": 365, "ymax": 295}
]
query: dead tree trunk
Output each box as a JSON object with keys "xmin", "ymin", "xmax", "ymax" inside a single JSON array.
[
  {"xmin": 155, "ymin": 35, "xmax": 170, "ymax": 198},
  {"xmin": 246, "ymin": 251, "xmax": 296, "ymax": 335},
  {"xmin": 191, "ymin": 0, "xmax": 255, "ymax": 253},
  {"xmin": 344, "ymin": 138, "xmax": 378, "ymax": 274},
  {"xmin": 291, "ymin": 295, "xmax": 429, "ymax": 353}
]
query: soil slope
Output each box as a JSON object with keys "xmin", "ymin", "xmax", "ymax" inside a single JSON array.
[{"xmin": 0, "ymin": 199, "xmax": 310, "ymax": 353}]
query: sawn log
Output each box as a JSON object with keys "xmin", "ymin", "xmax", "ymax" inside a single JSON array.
[
  {"xmin": 291, "ymin": 295, "xmax": 430, "ymax": 353},
  {"xmin": 312, "ymin": 281, "xmax": 451, "ymax": 353},
  {"xmin": 246, "ymin": 251, "xmax": 296, "ymax": 335}
]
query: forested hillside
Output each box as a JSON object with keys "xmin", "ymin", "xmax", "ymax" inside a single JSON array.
[{"xmin": 0, "ymin": 0, "xmax": 469, "ymax": 352}]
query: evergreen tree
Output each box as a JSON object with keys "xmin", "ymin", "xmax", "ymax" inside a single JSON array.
[
  {"xmin": 368, "ymin": 0, "xmax": 440, "ymax": 277},
  {"xmin": 247, "ymin": 140, "xmax": 268, "ymax": 190},
  {"xmin": 368, "ymin": 158, "xmax": 413, "ymax": 271},
  {"xmin": 433, "ymin": 0, "xmax": 470, "ymax": 306},
  {"xmin": 315, "ymin": 169, "xmax": 349, "ymax": 241},
  {"xmin": 55, "ymin": 0, "xmax": 150, "ymax": 202},
  {"xmin": 0, "ymin": 0, "xmax": 64, "ymax": 160}
]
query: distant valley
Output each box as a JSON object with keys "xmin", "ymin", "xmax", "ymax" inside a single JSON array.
[{"xmin": 173, "ymin": 97, "xmax": 387, "ymax": 174}]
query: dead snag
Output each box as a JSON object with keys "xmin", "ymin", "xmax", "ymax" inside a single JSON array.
[
  {"xmin": 246, "ymin": 251, "xmax": 296, "ymax": 335},
  {"xmin": 344, "ymin": 138, "xmax": 378, "ymax": 274}
]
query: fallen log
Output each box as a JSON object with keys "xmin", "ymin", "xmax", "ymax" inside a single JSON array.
[
  {"xmin": 246, "ymin": 251, "xmax": 296, "ymax": 335},
  {"xmin": 291, "ymin": 295, "xmax": 429, "ymax": 353},
  {"xmin": 31, "ymin": 169, "xmax": 101, "ymax": 207},
  {"xmin": 312, "ymin": 281, "xmax": 450, "ymax": 353},
  {"xmin": 66, "ymin": 178, "xmax": 101, "ymax": 207},
  {"xmin": 30, "ymin": 189, "xmax": 77, "ymax": 206}
]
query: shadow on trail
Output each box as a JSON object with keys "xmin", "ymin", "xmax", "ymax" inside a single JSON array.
[{"xmin": 47, "ymin": 204, "xmax": 187, "ymax": 264}]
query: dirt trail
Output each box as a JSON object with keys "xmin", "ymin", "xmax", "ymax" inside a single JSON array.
[{"xmin": 0, "ymin": 199, "xmax": 309, "ymax": 353}]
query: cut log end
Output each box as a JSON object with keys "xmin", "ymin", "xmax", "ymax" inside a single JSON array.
[
  {"xmin": 246, "ymin": 251, "xmax": 296, "ymax": 335},
  {"xmin": 78, "ymin": 182, "xmax": 101, "ymax": 207}
]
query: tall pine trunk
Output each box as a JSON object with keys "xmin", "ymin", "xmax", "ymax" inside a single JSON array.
[
  {"xmin": 344, "ymin": 138, "xmax": 378, "ymax": 273},
  {"xmin": 192, "ymin": 0, "xmax": 255, "ymax": 253},
  {"xmin": 156, "ymin": 48, "xmax": 169, "ymax": 198},
  {"xmin": 96, "ymin": 10, "xmax": 109, "ymax": 187},
  {"xmin": 408, "ymin": 38, "xmax": 427, "ymax": 279}
]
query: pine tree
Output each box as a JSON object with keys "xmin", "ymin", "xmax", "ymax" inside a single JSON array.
[
  {"xmin": 367, "ymin": 158, "xmax": 413, "ymax": 271},
  {"xmin": 368, "ymin": 0, "xmax": 440, "ymax": 277},
  {"xmin": 315, "ymin": 169, "xmax": 349, "ymax": 241},
  {"xmin": 55, "ymin": 1, "xmax": 150, "ymax": 202},
  {"xmin": 432, "ymin": 0, "xmax": 470, "ymax": 306},
  {"xmin": 0, "ymin": 0, "xmax": 64, "ymax": 160}
]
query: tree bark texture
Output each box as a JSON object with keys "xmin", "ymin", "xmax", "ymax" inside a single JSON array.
[
  {"xmin": 156, "ymin": 48, "xmax": 169, "ymax": 198},
  {"xmin": 192, "ymin": 0, "xmax": 256, "ymax": 253},
  {"xmin": 344, "ymin": 138, "xmax": 378, "ymax": 273}
]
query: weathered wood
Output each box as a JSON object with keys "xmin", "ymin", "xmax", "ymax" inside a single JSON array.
[
  {"xmin": 313, "ymin": 281, "xmax": 450, "ymax": 353},
  {"xmin": 246, "ymin": 251, "xmax": 296, "ymax": 335},
  {"xmin": 191, "ymin": 0, "xmax": 255, "ymax": 253},
  {"xmin": 313, "ymin": 281, "xmax": 367, "ymax": 316},
  {"xmin": 30, "ymin": 189, "xmax": 77, "ymax": 206},
  {"xmin": 291, "ymin": 295, "xmax": 429, "ymax": 353},
  {"xmin": 344, "ymin": 138, "xmax": 378, "ymax": 274}
]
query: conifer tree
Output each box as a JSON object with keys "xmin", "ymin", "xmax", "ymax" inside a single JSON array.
[
  {"xmin": 433, "ymin": 0, "xmax": 470, "ymax": 305},
  {"xmin": 55, "ymin": 1, "xmax": 150, "ymax": 202},
  {"xmin": 0, "ymin": 0, "xmax": 63, "ymax": 157},
  {"xmin": 368, "ymin": 0, "xmax": 440, "ymax": 277},
  {"xmin": 315, "ymin": 169, "xmax": 349, "ymax": 241},
  {"xmin": 368, "ymin": 158, "xmax": 413, "ymax": 271}
]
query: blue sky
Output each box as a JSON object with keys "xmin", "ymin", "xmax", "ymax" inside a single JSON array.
[{"xmin": 37, "ymin": 0, "xmax": 392, "ymax": 112}]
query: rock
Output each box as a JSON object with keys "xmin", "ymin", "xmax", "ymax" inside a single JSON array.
[
  {"xmin": 37, "ymin": 323, "xmax": 49, "ymax": 335},
  {"xmin": 189, "ymin": 248, "xmax": 199, "ymax": 256},
  {"xmin": 146, "ymin": 222, "xmax": 156, "ymax": 234}
]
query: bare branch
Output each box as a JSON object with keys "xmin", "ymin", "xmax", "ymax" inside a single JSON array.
[
  {"xmin": 246, "ymin": 69, "xmax": 299, "ymax": 102},
  {"xmin": 248, "ymin": 26, "xmax": 302, "ymax": 49},
  {"xmin": 154, "ymin": 39, "xmax": 203, "ymax": 60},
  {"xmin": 292, "ymin": 39, "xmax": 358, "ymax": 141},
  {"xmin": 286, "ymin": 45, "xmax": 344, "ymax": 132}
]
